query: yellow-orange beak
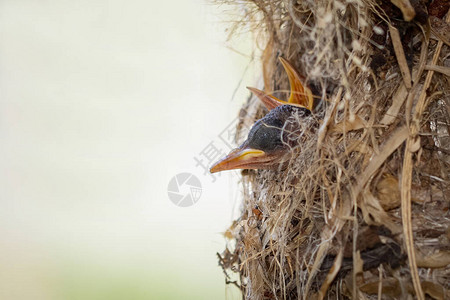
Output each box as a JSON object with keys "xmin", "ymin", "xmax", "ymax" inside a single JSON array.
[
  {"xmin": 279, "ymin": 57, "xmax": 314, "ymax": 110},
  {"xmin": 247, "ymin": 57, "xmax": 314, "ymax": 111},
  {"xmin": 246, "ymin": 86, "xmax": 285, "ymax": 111},
  {"xmin": 210, "ymin": 148, "xmax": 273, "ymax": 173}
]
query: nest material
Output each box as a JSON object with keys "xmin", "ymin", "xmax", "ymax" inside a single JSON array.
[{"xmin": 217, "ymin": 0, "xmax": 450, "ymax": 299}]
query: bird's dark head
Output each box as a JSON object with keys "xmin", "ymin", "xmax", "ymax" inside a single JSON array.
[{"xmin": 210, "ymin": 105, "xmax": 311, "ymax": 173}]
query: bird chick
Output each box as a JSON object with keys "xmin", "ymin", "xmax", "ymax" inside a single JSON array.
[
  {"xmin": 210, "ymin": 57, "xmax": 316, "ymax": 173},
  {"xmin": 210, "ymin": 105, "xmax": 311, "ymax": 173}
]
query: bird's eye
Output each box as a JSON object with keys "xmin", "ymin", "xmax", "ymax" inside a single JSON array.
[{"xmin": 247, "ymin": 121, "xmax": 283, "ymax": 152}]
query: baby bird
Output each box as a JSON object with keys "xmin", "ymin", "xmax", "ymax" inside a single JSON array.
[{"xmin": 210, "ymin": 58, "xmax": 315, "ymax": 173}]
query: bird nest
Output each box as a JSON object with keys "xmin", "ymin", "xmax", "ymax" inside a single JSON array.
[{"xmin": 216, "ymin": 0, "xmax": 450, "ymax": 299}]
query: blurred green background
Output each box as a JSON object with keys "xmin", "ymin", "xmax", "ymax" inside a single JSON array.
[{"xmin": 0, "ymin": 0, "xmax": 258, "ymax": 299}]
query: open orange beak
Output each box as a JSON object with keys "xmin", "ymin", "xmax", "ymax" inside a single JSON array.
[
  {"xmin": 247, "ymin": 57, "xmax": 314, "ymax": 111},
  {"xmin": 210, "ymin": 147, "xmax": 278, "ymax": 173},
  {"xmin": 280, "ymin": 57, "xmax": 314, "ymax": 109},
  {"xmin": 246, "ymin": 86, "xmax": 284, "ymax": 111}
]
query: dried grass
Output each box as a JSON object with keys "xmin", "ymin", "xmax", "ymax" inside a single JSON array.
[{"xmin": 217, "ymin": 0, "xmax": 450, "ymax": 299}]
